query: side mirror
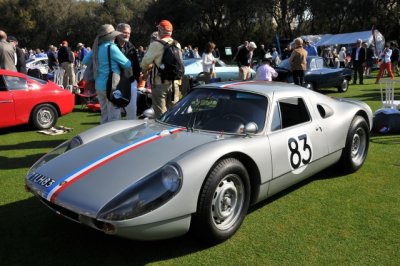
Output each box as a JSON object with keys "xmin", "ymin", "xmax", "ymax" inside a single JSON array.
[
  {"xmin": 244, "ymin": 122, "xmax": 258, "ymax": 135},
  {"xmin": 143, "ymin": 108, "xmax": 155, "ymax": 119}
]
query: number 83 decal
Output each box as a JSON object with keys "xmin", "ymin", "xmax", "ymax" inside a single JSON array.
[{"xmin": 288, "ymin": 134, "xmax": 313, "ymax": 173}]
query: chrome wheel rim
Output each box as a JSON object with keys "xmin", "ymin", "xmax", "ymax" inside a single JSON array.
[
  {"xmin": 211, "ymin": 174, "xmax": 245, "ymax": 230},
  {"xmin": 342, "ymin": 80, "xmax": 348, "ymax": 91},
  {"xmin": 351, "ymin": 127, "xmax": 367, "ymax": 164},
  {"xmin": 37, "ymin": 108, "xmax": 53, "ymax": 128}
]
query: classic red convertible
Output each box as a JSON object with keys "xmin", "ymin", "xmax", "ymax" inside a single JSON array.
[{"xmin": 0, "ymin": 70, "xmax": 74, "ymax": 129}]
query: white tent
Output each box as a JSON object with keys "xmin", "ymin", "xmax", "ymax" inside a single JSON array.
[{"xmin": 315, "ymin": 30, "xmax": 385, "ymax": 53}]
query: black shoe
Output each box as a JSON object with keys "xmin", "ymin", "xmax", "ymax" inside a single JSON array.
[{"xmin": 360, "ymin": 82, "xmax": 364, "ymax": 85}]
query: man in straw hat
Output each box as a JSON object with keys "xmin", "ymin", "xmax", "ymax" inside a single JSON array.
[
  {"xmin": 289, "ymin": 37, "xmax": 308, "ymax": 86},
  {"xmin": 82, "ymin": 24, "xmax": 131, "ymax": 124},
  {"xmin": 140, "ymin": 19, "xmax": 182, "ymax": 119}
]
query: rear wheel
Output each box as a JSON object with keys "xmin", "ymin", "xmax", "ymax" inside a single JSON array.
[
  {"xmin": 337, "ymin": 79, "xmax": 349, "ymax": 92},
  {"xmin": 191, "ymin": 158, "xmax": 250, "ymax": 243},
  {"xmin": 31, "ymin": 104, "xmax": 58, "ymax": 129},
  {"xmin": 338, "ymin": 115, "xmax": 369, "ymax": 173}
]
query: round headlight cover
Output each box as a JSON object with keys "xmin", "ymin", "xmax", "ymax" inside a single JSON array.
[{"xmin": 161, "ymin": 164, "xmax": 181, "ymax": 192}]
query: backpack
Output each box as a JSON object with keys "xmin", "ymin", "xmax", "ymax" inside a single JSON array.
[{"xmin": 156, "ymin": 39, "xmax": 185, "ymax": 82}]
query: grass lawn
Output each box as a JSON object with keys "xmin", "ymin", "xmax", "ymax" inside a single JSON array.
[{"xmin": 1, "ymin": 76, "xmax": 399, "ymax": 266}]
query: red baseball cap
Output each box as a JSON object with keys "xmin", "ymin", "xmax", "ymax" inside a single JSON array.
[{"xmin": 157, "ymin": 20, "xmax": 173, "ymax": 31}]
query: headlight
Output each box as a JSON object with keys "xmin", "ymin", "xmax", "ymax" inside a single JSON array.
[
  {"xmin": 98, "ymin": 164, "xmax": 182, "ymax": 221},
  {"xmin": 28, "ymin": 136, "xmax": 82, "ymax": 174}
]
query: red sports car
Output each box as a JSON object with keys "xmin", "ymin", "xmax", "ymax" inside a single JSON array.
[{"xmin": 0, "ymin": 70, "xmax": 75, "ymax": 129}]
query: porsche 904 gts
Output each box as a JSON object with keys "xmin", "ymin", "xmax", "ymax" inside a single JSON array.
[{"xmin": 25, "ymin": 81, "xmax": 372, "ymax": 243}]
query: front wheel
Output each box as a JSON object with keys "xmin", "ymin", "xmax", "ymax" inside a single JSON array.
[
  {"xmin": 337, "ymin": 79, "xmax": 349, "ymax": 92},
  {"xmin": 338, "ymin": 115, "xmax": 369, "ymax": 173},
  {"xmin": 31, "ymin": 104, "xmax": 58, "ymax": 129},
  {"xmin": 191, "ymin": 158, "xmax": 250, "ymax": 243}
]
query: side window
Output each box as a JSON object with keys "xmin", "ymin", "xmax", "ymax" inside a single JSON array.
[
  {"xmin": 3, "ymin": 76, "xmax": 28, "ymax": 91},
  {"xmin": 276, "ymin": 97, "xmax": 310, "ymax": 129},
  {"xmin": 0, "ymin": 76, "xmax": 7, "ymax": 91},
  {"xmin": 270, "ymin": 102, "xmax": 282, "ymax": 131}
]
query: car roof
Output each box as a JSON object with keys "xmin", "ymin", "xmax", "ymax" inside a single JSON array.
[
  {"xmin": 0, "ymin": 69, "xmax": 27, "ymax": 78},
  {"xmin": 195, "ymin": 80, "xmax": 309, "ymax": 98}
]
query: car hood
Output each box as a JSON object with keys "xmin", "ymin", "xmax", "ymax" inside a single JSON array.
[{"xmin": 27, "ymin": 121, "xmax": 221, "ymax": 216}]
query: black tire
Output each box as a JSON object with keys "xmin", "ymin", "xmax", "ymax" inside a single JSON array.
[
  {"xmin": 337, "ymin": 79, "xmax": 349, "ymax": 92},
  {"xmin": 191, "ymin": 158, "xmax": 250, "ymax": 243},
  {"xmin": 338, "ymin": 115, "xmax": 369, "ymax": 174},
  {"xmin": 31, "ymin": 104, "xmax": 58, "ymax": 129}
]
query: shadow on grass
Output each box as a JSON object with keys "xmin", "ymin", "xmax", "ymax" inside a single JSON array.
[
  {"xmin": 0, "ymin": 124, "xmax": 34, "ymax": 135},
  {"xmin": 0, "ymin": 154, "xmax": 46, "ymax": 169},
  {"xmin": 0, "ymin": 197, "xmax": 210, "ymax": 266},
  {"xmin": 370, "ymin": 133, "xmax": 400, "ymax": 144},
  {"xmin": 0, "ymin": 140, "xmax": 65, "ymax": 151}
]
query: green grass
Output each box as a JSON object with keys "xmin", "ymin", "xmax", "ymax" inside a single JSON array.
[{"xmin": 1, "ymin": 75, "xmax": 400, "ymax": 266}]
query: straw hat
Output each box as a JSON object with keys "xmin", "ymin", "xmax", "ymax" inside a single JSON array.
[{"xmin": 97, "ymin": 24, "xmax": 122, "ymax": 43}]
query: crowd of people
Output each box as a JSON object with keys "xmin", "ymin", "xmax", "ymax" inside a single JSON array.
[{"xmin": 1, "ymin": 25, "xmax": 399, "ymax": 124}]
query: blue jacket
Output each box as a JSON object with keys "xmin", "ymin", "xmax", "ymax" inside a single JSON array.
[{"xmin": 83, "ymin": 42, "xmax": 131, "ymax": 91}]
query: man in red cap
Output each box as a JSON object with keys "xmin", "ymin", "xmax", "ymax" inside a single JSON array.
[{"xmin": 141, "ymin": 19, "xmax": 182, "ymax": 118}]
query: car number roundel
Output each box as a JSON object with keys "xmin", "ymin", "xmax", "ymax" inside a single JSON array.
[{"xmin": 287, "ymin": 134, "xmax": 313, "ymax": 174}]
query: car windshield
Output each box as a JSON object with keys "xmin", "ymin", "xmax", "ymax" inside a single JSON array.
[
  {"xmin": 278, "ymin": 57, "xmax": 325, "ymax": 70},
  {"xmin": 159, "ymin": 88, "xmax": 267, "ymax": 134}
]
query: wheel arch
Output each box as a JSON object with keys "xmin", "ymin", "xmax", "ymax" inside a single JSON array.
[
  {"xmin": 28, "ymin": 102, "xmax": 61, "ymax": 129},
  {"xmin": 29, "ymin": 102, "xmax": 62, "ymax": 119},
  {"xmin": 355, "ymin": 110, "xmax": 371, "ymax": 131},
  {"xmin": 201, "ymin": 152, "xmax": 261, "ymax": 206}
]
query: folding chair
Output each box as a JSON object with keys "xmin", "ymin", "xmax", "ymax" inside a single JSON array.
[
  {"xmin": 77, "ymin": 80, "xmax": 98, "ymax": 110},
  {"xmin": 380, "ymin": 79, "xmax": 400, "ymax": 109},
  {"xmin": 52, "ymin": 67, "xmax": 65, "ymax": 88},
  {"xmin": 75, "ymin": 66, "xmax": 86, "ymax": 83}
]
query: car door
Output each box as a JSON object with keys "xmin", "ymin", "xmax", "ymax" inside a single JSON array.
[
  {"xmin": 266, "ymin": 91, "xmax": 329, "ymax": 196},
  {"xmin": 0, "ymin": 75, "xmax": 31, "ymax": 127},
  {"xmin": 0, "ymin": 75, "xmax": 17, "ymax": 127},
  {"xmin": 317, "ymin": 58, "xmax": 340, "ymax": 87}
]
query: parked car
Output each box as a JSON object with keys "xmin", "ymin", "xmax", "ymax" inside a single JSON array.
[
  {"xmin": 184, "ymin": 58, "xmax": 255, "ymax": 81},
  {"xmin": 25, "ymin": 81, "xmax": 372, "ymax": 243},
  {"xmin": 26, "ymin": 57, "xmax": 49, "ymax": 75},
  {"xmin": 274, "ymin": 56, "xmax": 352, "ymax": 92},
  {"xmin": 0, "ymin": 69, "xmax": 75, "ymax": 129}
]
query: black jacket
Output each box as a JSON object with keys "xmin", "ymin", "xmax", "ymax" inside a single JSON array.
[
  {"xmin": 236, "ymin": 46, "xmax": 251, "ymax": 67},
  {"xmin": 351, "ymin": 46, "xmax": 366, "ymax": 64},
  {"xmin": 58, "ymin": 46, "xmax": 74, "ymax": 64},
  {"xmin": 16, "ymin": 46, "xmax": 26, "ymax": 74},
  {"xmin": 118, "ymin": 41, "xmax": 141, "ymax": 82}
]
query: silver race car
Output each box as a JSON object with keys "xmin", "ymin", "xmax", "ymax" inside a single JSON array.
[{"xmin": 25, "ymin": 81, "xmax": 372, "ymax": 243}]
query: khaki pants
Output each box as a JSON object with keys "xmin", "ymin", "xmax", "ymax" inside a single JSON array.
[
  {"xmin": 152, "ymin": 80, "xmax": 180, "ymax": 119},
  {"xmin": 61, "ymin": 62, "xmax": 76, "ymax": 88},
  {"xmin": 239, "ymin": 66, "xmax": 252, "ymax": 81}
]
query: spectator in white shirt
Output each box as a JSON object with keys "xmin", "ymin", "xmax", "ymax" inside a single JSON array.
[{"xmin": 256, "ymin": 55, "xmax": 278, "ymax": 81}]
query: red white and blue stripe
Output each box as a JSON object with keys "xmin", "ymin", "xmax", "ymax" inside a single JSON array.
[{"xmin": 44, "ymin": 127, "xmax": 185, "ymax": 203}]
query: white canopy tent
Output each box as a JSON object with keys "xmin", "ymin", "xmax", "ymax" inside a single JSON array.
[{"xmin": 315, "ymin": 30, "xmax": 385, "ymax": 53}]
